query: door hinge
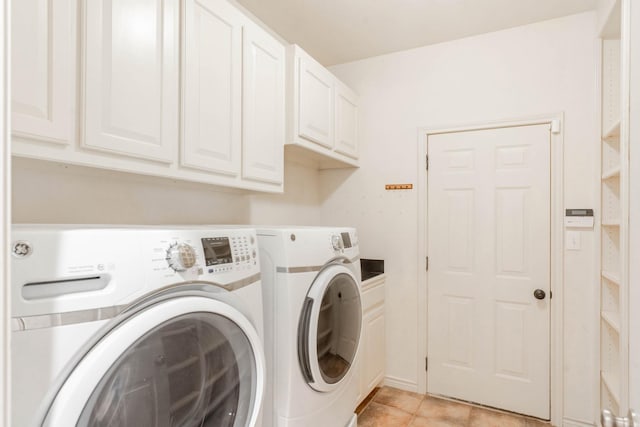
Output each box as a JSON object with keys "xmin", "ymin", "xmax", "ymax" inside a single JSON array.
[
  {"xmin": 426, "ymin": 256, "xmax": 429, "ymax": 271},
  {"xmin": 425, "ymin": 357, "xmax": 428, "ymax": 371},
  {"xmin": 426, "ymin": 154, "xmax": 429, "ymax": 171}
]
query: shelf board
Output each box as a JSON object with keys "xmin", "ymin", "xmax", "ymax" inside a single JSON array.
[
  {"xmin": 602, "ymin": 310, "xmax": 621, "ymax": 333},
  {"xmin": 602, "ymin": 166, "xmax": 621, "ymax": 180},
  {"xmin": 602, "ymin": 271, "xmax": 621, "ymax": 285},
  {"xmin": 601, "ymin": 371, "xmax": 621, "ymax": 405},
  {"xmin": 603, "ymin": 120, "xmax": 621, "ymax": 140},
  {"xmin": 602, "ymin": 219, "xmax": 621, "ymax": 227}
]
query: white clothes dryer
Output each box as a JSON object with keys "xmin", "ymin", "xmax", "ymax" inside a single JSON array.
[
  {"xmin": 256, "ymin": 227, "xmax": 362, "ymax": 427},
  {"xmin": 11, "ymin": 225, "xmax": 265, "ymax": 427}
]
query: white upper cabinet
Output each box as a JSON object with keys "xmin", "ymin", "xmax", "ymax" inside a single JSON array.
[
  {"xmin": 242, "ymin": 24, "xmax": 285, "ymax": 184},
  {"xmin": 334, "ymin": 81, "xmax": 359, "ymax": 159},
  {"xmin": 287, "ymin": 45, "xmax": 359, "ymax": 168},
  {"xmin": 12, "ymin": 0, "xmax": 75, "ymax": 144},
  {"xmin": 82, "ymin": 0, "xmax": 179, "ymax": 163},
  {"xmin": 12, "ymin": 0, "xmax": 285, "ymax": 192},
  {"xmin": 298, "ymin": 56, "xmax": 334, "ymax": 149},
  {"xmin": 182, "ymin": 0, "xmax": 243, "ymax": 175}
]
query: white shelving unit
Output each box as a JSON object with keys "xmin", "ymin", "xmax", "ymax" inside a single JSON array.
[{"xmin": 599, "ymin": 0, "xmax": 628, "ymax": 417}]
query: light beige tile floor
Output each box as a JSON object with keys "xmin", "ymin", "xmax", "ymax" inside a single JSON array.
[{"xmin": 357, "ymin": 387, "xmax": 553, "ymax": 427}]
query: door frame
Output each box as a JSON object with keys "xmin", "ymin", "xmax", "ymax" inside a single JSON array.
[
  {"xmin": 0, "ymin": 0, "xmax": 10, "ymax": 424},
  {"xmin": 416, "ymin": 114, "xmax": 564, "ymax": 425}
]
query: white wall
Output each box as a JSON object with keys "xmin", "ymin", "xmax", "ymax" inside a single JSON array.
[
  {"xmin": 322, "ymin": 12, "xmax": 598, "ymax": 424},
  {"xmin": 12, "ymin": 157, "xmax": 321, "ymax": 226}
]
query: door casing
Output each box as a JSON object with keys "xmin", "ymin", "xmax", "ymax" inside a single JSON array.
[{"xmin": 416, "ymin": 114, "xmax": 565, "ymax": 426}]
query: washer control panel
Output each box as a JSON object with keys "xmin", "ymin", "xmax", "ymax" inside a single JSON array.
[
  {"xmin": 151, "ymin": 229, "xmax": 259, "ymax": 283},
  {"xmin": 202, "ymin": 233, "xmax": 256, "ymax": 274}
]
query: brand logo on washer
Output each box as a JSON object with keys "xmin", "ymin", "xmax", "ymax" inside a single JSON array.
[{"xmin": 12, "ymin": 241, "xmax": 32, "ymax": 258}]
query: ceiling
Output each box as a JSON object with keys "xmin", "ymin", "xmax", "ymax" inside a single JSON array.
[{"xmin": 235, "ymin": 0, "xmax": 596, "ymax": 66}]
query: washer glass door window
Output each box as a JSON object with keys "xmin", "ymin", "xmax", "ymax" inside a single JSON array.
[
  {"xmin": 298, "ymin": 264, "xmax": 362, "ymax": 392},
  {"xmin": 43, "ymin": 296, "xmax": 264, "ymax": 427}
]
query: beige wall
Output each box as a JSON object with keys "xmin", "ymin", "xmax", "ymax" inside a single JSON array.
[
  {"xmin": 12, "ymin": 157, "xmax": 321, "ymax": 226},
  {"xmin": 323, "ymin": 11, "xmax": 598, "ymax": 424}
]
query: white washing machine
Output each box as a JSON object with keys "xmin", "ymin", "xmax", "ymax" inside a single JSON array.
[
  {"xmin": 256, "ymin": 227, "xmax": 362, "ymax": 427},
  {"xmin": 11, "ymin": 225, "xmax": 265, "ymax": 427}
]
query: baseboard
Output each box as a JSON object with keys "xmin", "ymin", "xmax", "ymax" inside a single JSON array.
[
  {"xmin": 563, "ymin": 417, "xmax": 595, "ymax": 427},
  {"xmin": 383, "ymin": 376, "xmax": 419, "ymax": 393}
]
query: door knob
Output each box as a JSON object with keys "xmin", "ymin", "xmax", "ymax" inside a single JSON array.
[{"xmin": 533, "ymin": 289, "xmax": 546, "ymax": 300}]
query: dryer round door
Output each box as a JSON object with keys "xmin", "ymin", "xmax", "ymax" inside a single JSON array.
[
  {"xmin": 42, "ymin": 296, "xmax": 265, "ymax": 427},
  {"xmin": 298, "ymin": 263, "xmax": 362, "ymax": 393}
]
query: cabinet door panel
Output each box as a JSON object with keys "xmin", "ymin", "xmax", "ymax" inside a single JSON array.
[
  {"xmin": 363, "ymin": 306, "xmax": 385, "ymax": 392},
  {"xmin": 83, "ymin": 0, "xmax": 179, "ymax": 163},
  {"xmin": 334, "ymin": 83, "xmax": 359, "ymax": 159},
  {"xmin": 12, "ymin": 0, "xmax": 74, "ymax": 144},
  {"xmin": 298, "ymin": 57, "xmax": 334, "ymax": 148},
  {"xmin": 242, "ymin": 25, "xmax": 284, "ymax": 184},
  {"xmin": 182, "ymin": 0, "xmax": 242, "ymax": 176}
]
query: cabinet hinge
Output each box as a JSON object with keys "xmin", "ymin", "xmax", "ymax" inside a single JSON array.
[
  {"xmin": 425, "ymin": 357, "xmax": 428, "ymax": 371},
  {"xmin": 426, "ymin": 256, "xmax": 429, "ymax": 271},
  {"xmin": 426, "ymin": 154, "xmax": 429, "ymax": 171}
]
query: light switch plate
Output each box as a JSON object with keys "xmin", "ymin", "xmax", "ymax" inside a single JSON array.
[{"xmin": 566, "ymin": 231, "xmax": 581, "ymax": 250}]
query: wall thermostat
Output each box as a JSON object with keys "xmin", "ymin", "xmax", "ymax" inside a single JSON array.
[{"xmin": 564, "ymin": 209, "xmax": 594, "ymax": 228}]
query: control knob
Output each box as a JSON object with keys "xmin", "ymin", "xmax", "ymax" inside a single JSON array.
[
  {"xmin": 166, "ymin": 243, "xmax": 197, "ymax": 272},
  {"xmin": 331, "ymin": 234, "xmax": 344, "ymax": 251}
]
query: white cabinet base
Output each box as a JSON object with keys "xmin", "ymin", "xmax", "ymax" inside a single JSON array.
[{"xmin": 357, "ymin": 274, "xmax": 386, "ymax": 406}]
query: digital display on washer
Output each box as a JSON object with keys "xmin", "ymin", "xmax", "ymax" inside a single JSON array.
[
  {"xmin": 201, "ymin": 237, "xmax": 232, "ymax": 266},
  {"xmin": 341, "ymin": 232, "xmax": 352, "ymax": 248}
]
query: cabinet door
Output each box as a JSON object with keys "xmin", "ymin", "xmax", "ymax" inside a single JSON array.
[
  {"xmin": 298, "ymin": 57, "xmax": 334, "ymax": 148},
  {"xmin": 83, "ymin": 0, "xmax": 179, "ymax": 163},
  {"xmin": 334, "ymin": 82, "xmax": 359, "ymax": 159},
  {"xmin": 12, "ymin": 0, "xmax": 75, "ymax": 144},
  {"xmin": 182, "ymin": 0, "xmax": 243, "ymax": 175},
  {"xmin": 242, "ymin": 25, "xmax": 284, "ymax": 184},
  {"xmin": 362, "ymin": 305, "xmax": 385, "ymax": 394}
]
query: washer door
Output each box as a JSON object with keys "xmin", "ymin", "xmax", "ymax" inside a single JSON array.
[
  {"xmin": 43, "ymin": 296, "xmax": 265, "ymax": 427},
  {"xmin": 298, "ymin": 264, "xmax": 362, "ymax": 393}
]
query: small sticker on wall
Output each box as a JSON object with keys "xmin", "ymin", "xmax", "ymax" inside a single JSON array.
[{"xmin": 385, "ymin": 184, "xmax": 413, "ymax": 190}]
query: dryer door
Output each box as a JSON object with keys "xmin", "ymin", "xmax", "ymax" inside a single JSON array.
[
  {"xmin": 42, "ymin": 296, "xmax": 265, "ymax": 427},
  {"xmin": 298, "ymin": 263, "xmax": 362, "ymax": 393}
]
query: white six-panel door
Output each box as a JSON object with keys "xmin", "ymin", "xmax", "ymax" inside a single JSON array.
[
  {"xmin": 427, "ymin": 124, "xmax": 551, "ymax": 419},
  {"xmin": 83, "ymin": 0, "xmax": 179, "ymax": 163}
]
